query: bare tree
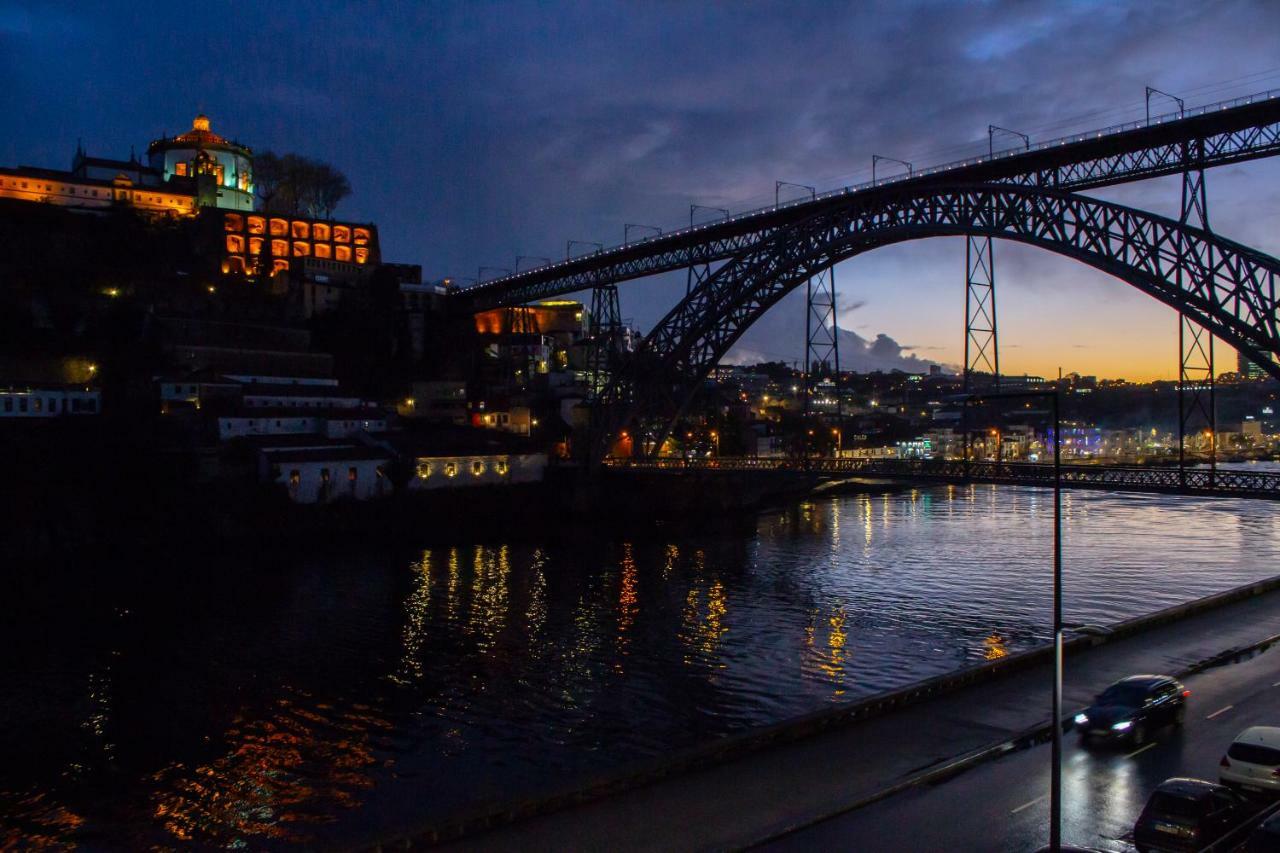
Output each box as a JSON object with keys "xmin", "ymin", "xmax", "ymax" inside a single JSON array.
[{"xmin": 254, "ymin": 151, "xmax": 351, "ymax": 219}]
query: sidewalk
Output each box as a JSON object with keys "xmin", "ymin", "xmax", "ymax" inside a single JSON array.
[{"xmin": 386, "ymin": 581, "xmax": 1280, "ymax": 853}]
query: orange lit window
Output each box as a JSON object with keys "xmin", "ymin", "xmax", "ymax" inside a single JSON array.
[
  {"xmin": 269, "ymin": 218, "xmax": 288, "ymax": 236},
  {"xmin": 291, "ymin": 221, "xmax": 310, "ymax": 239},
  {"xmin": 249, "ymin": 237, "xmax": 263, "ymax": 255},
  {"xmin": 175, "ymin": 162, "xmax": 188, "ymax": 177},
  {"xmin": 334, "ymin": 245, "xmax": 352, "ymax": 262},
  {"xmin": 223, "ymin": 256, "xmax": 246, "ymax": 274},
  {"xmin": 224, "ymin": 213, "xmax": 243, "ymax": 232},
  {"xmin": 293, "ymin": 241, "xmax": 310, "ymax": 257},
  {"xmin": 272, "ymin": 259, "xmax": 290, "ymax": 276},
  {"xmin": 333, "ymin": 225, "xmax": 351, "ymax": 243},
  {"xmin": 354, "ymin": 247, "xmax": 369, "ymax": 264},
  {"xmin": 271, "ymin": 239, "xmax": 288, "ymax": 256},
  {"xmin": 226, "ymin": 234, "xmax": 245, "ymax": 253},
  {"xmin": 314, "ymin": 243, "xmax": 332, "ymax": 259},
  {"xmin": 246, "ymin": 216, "xmax": 265, "ymax": 234},
  {"xmin": 353, "ymin": 228, "xmax": 370, "ymax": 245},
  {"xmin": 312, "ymin": 223, "xmax": 330, "ymax": 241}
]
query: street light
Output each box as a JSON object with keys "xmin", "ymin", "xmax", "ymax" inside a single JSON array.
[{"xmin": 959, "ymin": 388, "xmax": 1063, "ymax": 851}]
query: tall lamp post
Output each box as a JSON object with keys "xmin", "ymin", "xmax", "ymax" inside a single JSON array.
[{"xmin": 959, "ymin": 388, "xmax": 1063, "ymax": 850}]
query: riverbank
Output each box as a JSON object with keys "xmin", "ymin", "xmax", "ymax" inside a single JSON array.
[{"xmin": 381, "ymin": 574, "xmax": 1280, "ymax": 852}]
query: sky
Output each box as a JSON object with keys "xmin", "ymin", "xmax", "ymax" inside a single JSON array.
[{"xmin": 2, "ymin": 1, "xmax": 1279, "ymax": 380}]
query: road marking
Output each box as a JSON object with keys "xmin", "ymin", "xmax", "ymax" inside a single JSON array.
[
  {"xmin": 1011, "ymin": 794, "xmax": 1047, "ymax": 815},
  {"xmin": 1206, "ymin": 705, "xmax": 1234, "ymax": 720},
  {"xmin": 1273, "ymin": 680, "xmax": 1280, "ymax": 688},
  {"xmin": 1126, "ymin": 742, "xmax": 1158, "ymax": 759}
]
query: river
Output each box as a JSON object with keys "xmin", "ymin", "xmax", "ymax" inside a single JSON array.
[{"xmin": 4, "ymin": 480, "xmax": 1280, "ymax": 848}]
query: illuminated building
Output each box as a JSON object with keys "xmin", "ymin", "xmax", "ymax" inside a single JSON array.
[
  {"xmin": 147, "ymin": 114, "xmax": 253, "ymax": 211},
  {"xmin": 1238, "ymin": 348, "xmax": 1272, "ymax": 380}
]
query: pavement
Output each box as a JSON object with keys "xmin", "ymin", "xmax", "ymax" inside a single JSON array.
[
  {"xmin": 758, "ymin": 639, "xmax": 1280, "ymax": 852},
  {"xmin": 420, "ymin": 587, "xmax": 1280, "ymax": 853}
]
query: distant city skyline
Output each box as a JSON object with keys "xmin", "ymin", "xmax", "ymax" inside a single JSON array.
[{"xmin": 3, "ymin": 1, "xmax": 1278, "ymax": 382}]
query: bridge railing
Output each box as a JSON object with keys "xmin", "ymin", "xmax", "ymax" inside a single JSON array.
[
  {"xmin": 606, "ymin": 457, "xmax": 1280, "ymax": 496},
  {"xmin": 457, "ymin": 88, "xmax": 1280, "ymax": 296}
]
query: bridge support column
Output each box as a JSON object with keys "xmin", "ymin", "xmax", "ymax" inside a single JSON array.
[
  {"xmin": 804, "ymin": 264, "xmax": 842, "ymax": 440},
  {"xmin": 1177, "ymin": 163, "xmax": 1215, "ymax": 489},
  {"xmin": 502, "ymin": 304, "xmax": 537, "ymax": 392},
  {"xmin": 964, "ymin": 235, "xmax": 1000, "ymax": 470},
  {"xmin": 587, "ymin": 283, "xmax": 624, "ymax": 456}
]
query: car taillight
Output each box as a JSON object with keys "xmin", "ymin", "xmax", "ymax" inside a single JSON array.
[
  {"xmin": 1221, "ymin": 756, "xmax": 1231, "ymax": 768},
  {"xmin": 1182, "ymin": 690, "xmax": 1191, "ymax": 697}
]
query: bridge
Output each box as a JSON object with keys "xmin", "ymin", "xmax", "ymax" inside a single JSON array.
[
  {"xmin": 608, "ymin": 457, "xmax": 1280, "ymax": 500},
  {"xmin": 450, "ymin": 88, "xmax": 1280, "ymax": 469}
]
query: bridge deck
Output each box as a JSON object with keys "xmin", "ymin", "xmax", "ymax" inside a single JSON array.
[{"xmin": 608, "ymin": 458, "xmax": 1280, "ymax": 500}]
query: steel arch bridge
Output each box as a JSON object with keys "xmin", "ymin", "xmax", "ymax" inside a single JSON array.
[
  {"xmin": 601, "ymin": 183, "xmax": 1280, "ymax": 456},
  {"xmin": 448, "ymin": 91, "xmax": 1280, "ymax": 463}
]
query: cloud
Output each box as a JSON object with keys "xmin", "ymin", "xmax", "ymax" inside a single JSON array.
[{"xmin": 838, "ymin": 329, "xmax": 956, "ymax": 373}]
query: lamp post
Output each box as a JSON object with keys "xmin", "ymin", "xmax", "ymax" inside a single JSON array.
[{"xmin": 957, "ymin": 388, "xmax": 1062, "ymax": 851}]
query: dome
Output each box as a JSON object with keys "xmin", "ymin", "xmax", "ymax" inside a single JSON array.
[{"xmin": 192, "ymin": 114, "xmax": 211, "ymax": 132}]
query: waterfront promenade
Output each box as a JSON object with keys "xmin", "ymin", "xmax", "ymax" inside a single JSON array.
[{"xmin": 401, "ymin": 578, "xmax": 1280, "ymax": 852}]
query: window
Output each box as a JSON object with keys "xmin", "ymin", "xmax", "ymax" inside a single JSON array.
[
  {"xmin": 1227, "ymin": 742, "xmax": 1280, "ymax": 766},
  {"xmin": 33, "ymin": 397, "xmax": 42, "ymax": 413},
  {"xmin": 3, "ymin": 398, "xmax": 11, "ymax": 412},
  {"xmin": 224, "ymin": 213, "xmax": 243, "ymax": 232},
  {"xmin": 226, "ymin": 234, "xmax": 244, "ymax": 253},
  {"xmin": 269, "ymin": 218, "xmax": 289, "ymax": 236},
  {"xmin": 19, "ymin": 398, "xmax": 28, "ymax": 413},
  {"xmin": 354, "ymin": 228, "xmax": 370, "ymax": 245},
  {"xmin": 175, "ymin": 162, "xmax": 188, "ymax": 177},
  {"xmin": 416, "ymin": 460, "xmax": 431, "ymax": 478},
  {"xmin": 354, "ymin": 247, "xmax": 369, "ymax": 264},
  {"xmin": 293, "ymin": 241, "xmax": 310, "ymax": 257},
  {"xmin": 472, "ymin": 460, "xmax": 485, "ymax": 476},
  {"xmin": 246, "ymin": 216, "xmax": 265, "ymax": 234},
  {"xmin": 495, "ymin": 459, "xmax": 509, "ymax": 475},
  {"xmin": 333, "ymin": 225, "xmax": 351, "ymax": 243},
  {"xmin": 291, "ymin": 221, "xmax": 310, "ymax": 239},
  {"xmin": 84, "ymin": 399, "xmax": 96, "ymax": 412},
  {"xmin": 335, "ymin": 245, "xmax": 352, "ymax": 262},
  {"xmin": 444, "ymin": 462, "xmax": 457, "ymax": 478},
  {"xmin": 249, "ymin": 237, "xmax": 263, "ymax": 255},
  {"xmin": 312, "ymin": 223, "xmax": 330, "ymax": 241},
  {"xmin": 271, "ymin": 239, "xmax": 288, "ymax": 256},
  {"xmin": 272, "ymin": 259, "xmax": 290, "ymax": 276},
  {"xmin": 222, "ymin": 256, "xmax": 246, "ymax": 274},
  {"xmin": 314, "ymin": 243, "xmax": 331, "ymax": 259},
  {"xmin": 289, "ymin": 469, "xmax": 300, "ymax": 489},
  {"xmin": 48, "ymin": 398, "xmax": 58, "ymax": 413}
]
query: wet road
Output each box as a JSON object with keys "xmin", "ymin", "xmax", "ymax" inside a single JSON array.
[{"xmin": 760, "ymin": 641, "xmax": 1280, "ymax": 852}]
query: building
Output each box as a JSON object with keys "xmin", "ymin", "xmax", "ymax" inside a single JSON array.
[
  {"xmin": 147, "ymin": 115, "xmax": 254, "ymax": 211},
  {"xmin": 220, "ymin": 211, "xmax": 380, "ymax": 279},
  {"xmin": 0, "ymin": 384, "xmax": 100, "ymax": 418},
  {"xmin": 1238, "ymin": 349, "xmax": 1272, "ymax": 380},
  {"xmin": 261, "ymin": 446, "xmax": 393, "ymax": 504}
]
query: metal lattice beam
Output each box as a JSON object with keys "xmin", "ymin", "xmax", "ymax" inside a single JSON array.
[
  {"xmin": 1178, "ymin": 158, "xmax": 1215, "ymax": 477},
  {"xmin": 964, "ymin": 235, "xmax": 999, "ymax": 392},
  {"xmin": 804, "ymin": 265, "xmax": 840, "ymax": 419},
  {"xmin": 593, "ymin": 183, "xmax": 1280, "ymax": 459}
]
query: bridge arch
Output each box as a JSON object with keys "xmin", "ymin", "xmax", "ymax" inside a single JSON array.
[{"xmin": 605, "ymin": 183, "xmax": 1280, "ymax": 457}]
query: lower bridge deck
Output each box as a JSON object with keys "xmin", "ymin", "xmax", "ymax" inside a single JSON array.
[{"xmin": 607, "ymin": 458, "xmax": 1280, "ymax": 500}]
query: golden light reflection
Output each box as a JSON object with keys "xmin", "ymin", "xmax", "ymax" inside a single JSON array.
[
  {"xmin": 983, "ymin": 632, "xmax": 1009, "ymax": 660},
  {"xmin": 446, "ymin": 547, "xmax": 461, "ymax": 622},
  {"xmin": 0, "ymin": 791, "xmax": 86, "ymax": 848},
  {"xmin": 816, "ymin": 607, "xmax": 850, "ymax": 695},
  {"xmin": 468, "ymin": 545, "xmax": 510, "ymax": 652},
  {"xmin": 616, "ymin": 544, "xmax": 639, "ymax": 665},
  {"xmin": 389, "ymin": 551, "xmax": 432, "ymax": 686},
  {"xmin": 662, "ymin": 544, "xmax": 678, "ymax": 579}
]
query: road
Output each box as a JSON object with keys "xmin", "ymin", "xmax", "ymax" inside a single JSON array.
[{"xmin": 759, "ymin": 641, "xmax": 1280, "ymax": 852}]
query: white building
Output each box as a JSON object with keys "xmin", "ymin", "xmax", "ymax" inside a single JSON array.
[
  {"xmin": 218, "ymin": 408, "xmax": 387, "ymax": 440},
  {"xmin": 0, "ymin": 385, "xmax": 100, "ymax": 418},
  {"xmin": 262, "ymin": 447, "xmax": 393, "ymax": 504},
  {"xmin": 407, "ymin": 453, "xmax": 547, "ymax": 491}
]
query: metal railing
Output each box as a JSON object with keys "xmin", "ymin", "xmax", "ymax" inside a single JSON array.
[{"xmin": 457, "ymin": 88, "xmax": 1280, "ymax": 295}]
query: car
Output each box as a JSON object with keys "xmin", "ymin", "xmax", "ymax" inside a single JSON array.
[
  {"xmin": 1242, "ymin": 809, "xmax": 1280, "ymax": 851},
  {"xmin": 1074, "ymin": 674, "xmax": 1188, "ymax": 745},
  {"xmin": 1220, "ymin": 726, "xmax": 1280, "ymax": 795},
  {"xmin": 1133, "ymin": 778, "xmax": 1253, "ymax": 853}
]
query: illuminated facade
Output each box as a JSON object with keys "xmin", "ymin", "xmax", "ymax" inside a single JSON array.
[
  {"xmin": 147, "ymin": 115, "xmax": 254, "ymax": 211},
  {"xmin": 220, "ymin": 212, "xmax": 380, "ymax": 278},
  {"xmin": 0, "ymin": 166, "xmax": 197, "ymax": 216}
]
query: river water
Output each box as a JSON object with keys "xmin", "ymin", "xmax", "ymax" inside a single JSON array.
[{"xmin": 4, "ymin": 480, "xmax": 1280, "ymax": 848}]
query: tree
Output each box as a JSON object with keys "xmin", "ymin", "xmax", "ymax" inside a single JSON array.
[{"xmin": 254, "ymin": 151, "xmax": 352, "ymax": 219}]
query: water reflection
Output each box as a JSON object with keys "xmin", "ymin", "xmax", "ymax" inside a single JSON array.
[{"xmin": 7, "ymin": 484, "xmax": 1280, "ymax": 847}]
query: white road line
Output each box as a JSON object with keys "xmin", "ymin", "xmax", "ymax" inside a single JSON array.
[
  {"xmin": 1206, "ymin": 705, "xmax": 1234, "ymax": 720},
  {"xmin": 1273, "ymin": 680, "xmax": 1280, "ymax": 688},
  {"xmin": 1011, "ymin": 794, "xmax": 1047, "ymax": 815},
  {"xmin": 1126, "ymin": 742, "xmax": 1158, "ymax": 759}
]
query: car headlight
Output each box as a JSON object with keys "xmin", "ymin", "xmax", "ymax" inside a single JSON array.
[
  {"xmin": 1111, "ymin": 720, "xmax": 1132, "ymax": 731},
  {"xmin": 1074, "ymin": 713, "xmax": 1089, "ymax": 725}
]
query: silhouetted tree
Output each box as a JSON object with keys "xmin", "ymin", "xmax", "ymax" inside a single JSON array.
[{"xmin": 254, "ymin": 151, "xmax": 352, "ymax": 219}]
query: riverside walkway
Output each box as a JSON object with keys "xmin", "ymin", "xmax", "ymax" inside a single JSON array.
[{"xmin": 381, "ymin": 577, "xmax": 1280, "ymax": 852}]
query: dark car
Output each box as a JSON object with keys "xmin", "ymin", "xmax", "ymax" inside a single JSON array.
[
  {"xmin": 1243, "ymin": 809, "xmax": 1280, "ymax": 852},
  {"xmin": 1134, "ymin": 778, "xmax": 1253, "ymax": 853},
  {"xmin": 1074, "ymin": 674, "xmax": 1188, "ymax": 744}
]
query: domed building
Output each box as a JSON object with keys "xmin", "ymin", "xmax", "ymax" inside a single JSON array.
[{"xmin": 146, "ymin": 114, "xmax": 254, "ymax": 211}]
